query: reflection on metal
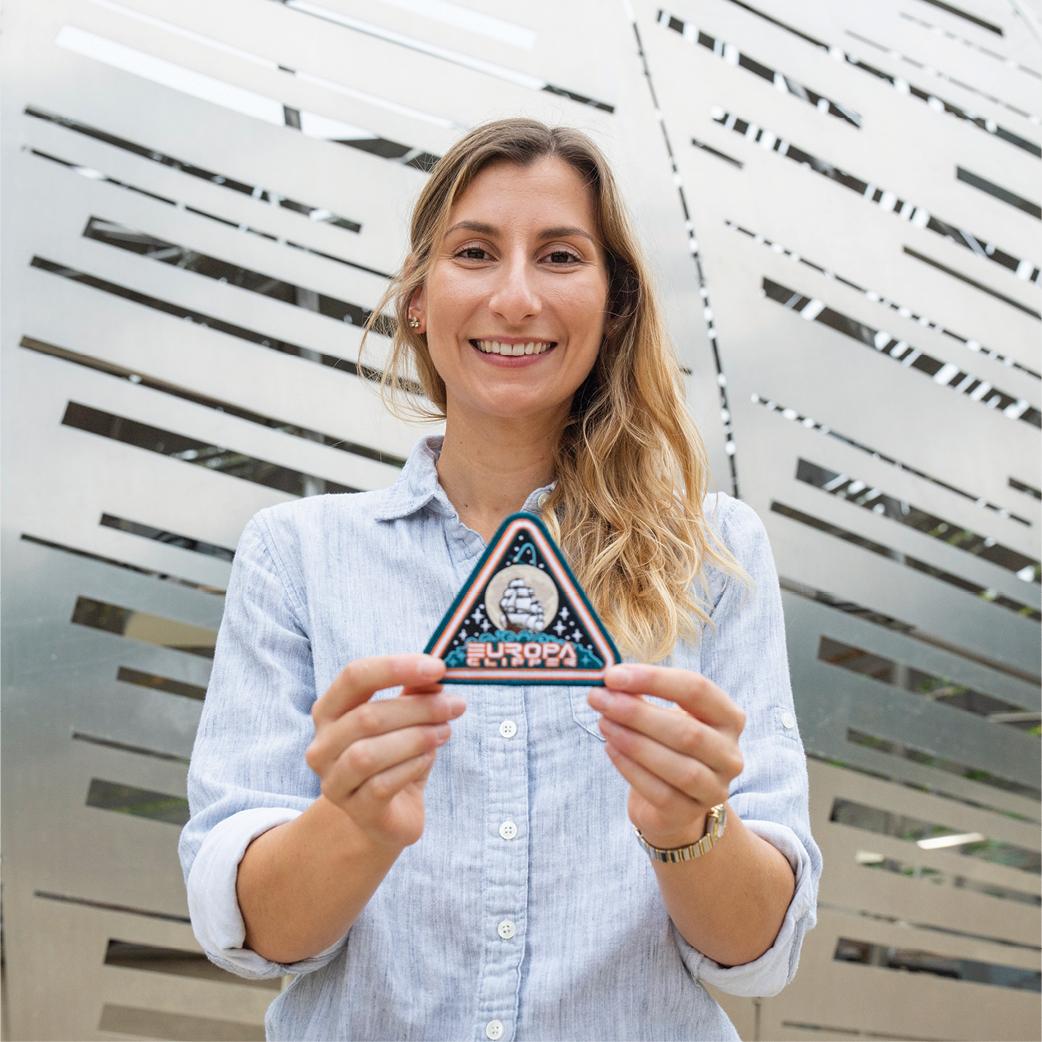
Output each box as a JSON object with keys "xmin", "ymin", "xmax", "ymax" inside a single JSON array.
[
  {"xmin": 116, "ymin": 665, "xmax": 208, "ymax": 702},
  {"xmin": 795, "ymin": 460, "xmax": 1040, "ymax": 580},
  {"xmin": 772, "ymin": 500, "xmax": 1040, "ymax": 619},
  {"xmin": 26, "ymin": 104, "xmax": 366, "ymax": 233},
  {"xmin": 99, "ymin": 513, "xmax": 237, "ymax": 561},
  {"xmin": 823, "ymin": 638, "xmax": 1041, "ymax": 735},
  {"xmin": 97, "ymin": 1004, "xmax": 264, "ymax": 1041},
  {"xmin": 61, "ymin": 401, "xmax": 358, "ymax": 496},
  {"xmin": 829, "ymin": 797, "xmax": 1041, "ymax": 874},
  {"xmin": 709, "ymin": 106, "xmax": 1041, "ymax": 282},
  {"xmin": 71, "ymin": 596, "xmax": 217, "ymax": 656},
  {"xmin": 21, "ymin": 334, "xmax": 404, "ymax": 464},
  {"xmin": 85, "ymin": 778, "xmax": 190, "ymax": 827},
  {"xmin": 856, "ymin": 851, "xmax": 1041, "ymax": 907},
  {"xmin": 844, "ymin": 729, "xmax": 1041, "ymax": 807},
  {"xmin": 81, "ymin": 216, "xmax": 391, "ymax": 319},
  {"xmin": 833, "ymin": 936, "xmax": 1041, "ymax": 992},
  {"xmin": 27, "ymin": 253, "xmax": 405, "ymax": 388},
  {"xmin": 2, "ymin": 0, "xmax": 1038, "ymax": 1039}
]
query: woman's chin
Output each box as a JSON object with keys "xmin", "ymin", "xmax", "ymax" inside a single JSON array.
[{"xmin": 455, "ymin": 390, "xmax": 570, "ymax": 426}]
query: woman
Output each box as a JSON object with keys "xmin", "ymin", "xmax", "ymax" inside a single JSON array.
[{"xmin": 179, "ymin": 117, "xmax": 822, "ymax": 1041}]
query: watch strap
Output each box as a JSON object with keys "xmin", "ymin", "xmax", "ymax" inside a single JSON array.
[{"xmin": 634, "ymin": 803, "xmax": 727, "ymax": 863}]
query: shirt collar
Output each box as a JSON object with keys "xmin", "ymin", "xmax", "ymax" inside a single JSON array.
[{"xmin": 373, "ymin": 434, "xmax": 557, "ymax": 522}]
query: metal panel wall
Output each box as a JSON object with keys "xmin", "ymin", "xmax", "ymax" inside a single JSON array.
[{"xmin": 2, "ymin": 1, "xmax": 1039, "ymax": 1039}]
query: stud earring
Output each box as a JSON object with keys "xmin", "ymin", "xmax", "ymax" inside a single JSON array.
[{"xmin": 407, "ymin": 316, "xmax": 421, "ymax": 329}]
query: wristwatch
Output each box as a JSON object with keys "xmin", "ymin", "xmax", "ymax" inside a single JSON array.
[{"xmin": 634, "ymin": 803, "xmax": 728, "ymax": 863}]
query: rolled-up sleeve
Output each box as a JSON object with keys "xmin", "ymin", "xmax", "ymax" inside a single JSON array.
[
  {"xmin": 177, "ymin": 511, "xmax": 349, "ymax": 980},
  {"xmin": 672, "ymin": 496, "xmax": 822, "ymax": 997}
]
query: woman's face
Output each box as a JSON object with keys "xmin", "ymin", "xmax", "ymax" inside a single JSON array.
[{"xmin": 412, "ymin": 156, "xmax": 610, "ymax": 426}]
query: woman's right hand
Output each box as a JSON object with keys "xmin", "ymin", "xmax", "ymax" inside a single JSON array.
[{"xmin": 305, "ymin": 654, "xmax": 464, "ymax": 850}]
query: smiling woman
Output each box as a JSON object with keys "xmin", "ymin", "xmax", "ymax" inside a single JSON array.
[{"xmin": 179, "ymin": 116, "xmax": 823, "ymax": 1042}]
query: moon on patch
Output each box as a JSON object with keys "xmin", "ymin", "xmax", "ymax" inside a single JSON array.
[{"xmin": 485, "ymin": 565, "xmax": 559, "ymax": 632}]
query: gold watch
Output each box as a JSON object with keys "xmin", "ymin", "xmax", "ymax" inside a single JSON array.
[{"xmin": 634, "ymin": 803, "xmax": 728, "ymax": 863}]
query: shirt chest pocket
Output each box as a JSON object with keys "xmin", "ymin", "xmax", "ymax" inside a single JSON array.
[
  {"xmin": 568, "ymin": 688, "xmax": 606, "ymax": 742},
  {"xmin": 568, "ymin": 687, "xmax": 682, "ymax": 742}
]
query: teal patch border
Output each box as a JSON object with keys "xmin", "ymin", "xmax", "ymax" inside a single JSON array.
[{"xmin": 423, "ymin": 511, "xmax": 621, "ymax": 686}]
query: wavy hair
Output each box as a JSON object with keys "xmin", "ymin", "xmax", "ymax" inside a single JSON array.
[{"xmin": 359, "ymin": 117, "xmax": 752, "ymax": 661}]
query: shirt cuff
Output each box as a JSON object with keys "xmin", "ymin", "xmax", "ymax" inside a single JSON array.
[
  {"xmin": 672, "ymin": 819, "xmax": 817, "ymax": 997},
  {"xmin": 186, "ymin": 806, "xmax": 350, "ymax": 979}
]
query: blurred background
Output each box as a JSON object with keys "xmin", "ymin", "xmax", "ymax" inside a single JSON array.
[{"xmin": 2, "ymin": 1, "xmax": 1040, "ymax": 1039}]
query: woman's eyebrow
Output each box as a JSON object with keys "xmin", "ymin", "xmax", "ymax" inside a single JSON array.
[{"xmin": 446, "ymin": 220, "xmax": 595, "ymax": 243}]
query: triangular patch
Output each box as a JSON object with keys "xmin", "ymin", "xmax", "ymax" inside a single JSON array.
[{"xmin": 425, "ymin": 511, "xmax": 621, "ymax": 685}]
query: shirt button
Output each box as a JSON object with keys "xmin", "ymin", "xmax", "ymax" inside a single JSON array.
[
  {"xmin": 781, "ymin": 711, "xmax": 796, "ymax": 729},
  {"xmin": 499, "ymin": 820, "xmax": 518, "ymax": 840},
  {"xmin": 486, "ymin": 1020, "xmax": 504, "ymax": 1040},
  {"xmin": 497, "ymin": 919, "xmax": 516, "ymax": 939},
  {"xmin": 499, "ymin": 720, "xmax": 518, "ymax": 738}
]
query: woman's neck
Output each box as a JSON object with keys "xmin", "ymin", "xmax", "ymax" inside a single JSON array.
[{"xmin": 436, "ymin": 407, "xmax": 563, "ymax": 542}]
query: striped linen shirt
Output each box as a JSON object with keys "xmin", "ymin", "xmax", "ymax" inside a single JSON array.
[{"xmin": 179, "ymin": 434, "xmax": 822, "ymax": 1041}]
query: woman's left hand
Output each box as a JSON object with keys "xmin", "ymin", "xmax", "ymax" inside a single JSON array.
[{"xmin": 587, "ymin": 663, "xmax": 746, "ymax": 849}]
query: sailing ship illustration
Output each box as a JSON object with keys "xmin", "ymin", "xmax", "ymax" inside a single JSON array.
[{"xmin": 499, "ymin": 576, "xmax": 546, "ymax": 631}]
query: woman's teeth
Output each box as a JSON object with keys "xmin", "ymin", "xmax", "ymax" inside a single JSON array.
[{"xmin": 471, "ymin": 340, "xmax": 556, "ymax": 356}]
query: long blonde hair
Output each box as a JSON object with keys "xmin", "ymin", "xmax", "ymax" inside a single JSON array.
[{"xmin": 360, "ymin": 117, "xmax": 752, "ymax": 661}]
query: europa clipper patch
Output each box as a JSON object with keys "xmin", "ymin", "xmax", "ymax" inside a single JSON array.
[{"xmin": 425, "ymin": 512, "xmax": 621, "ymax": 686}]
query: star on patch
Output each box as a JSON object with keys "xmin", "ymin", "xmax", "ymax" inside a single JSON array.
[{"xmin": 425, "ymin": 512, "xmax": 621, "ymax": 685}]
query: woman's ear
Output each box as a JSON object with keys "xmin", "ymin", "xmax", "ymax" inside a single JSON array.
[
  {"xmin": 402, "ymin": 252, "xmax": 427, "ymax": 330},
  {"xmin": 407, "ymin": 285, "xmax": 426, "ymax": 333}
]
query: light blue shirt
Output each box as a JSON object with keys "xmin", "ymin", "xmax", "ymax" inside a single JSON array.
[{"xmin": 179, "ymin": 435, "xmax": 822, "ymax": 1042}]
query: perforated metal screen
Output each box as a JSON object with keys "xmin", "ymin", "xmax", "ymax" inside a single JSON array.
[{"xmin": 2, "ymin": 1, "xmax": 1039, "ymax": 1039}]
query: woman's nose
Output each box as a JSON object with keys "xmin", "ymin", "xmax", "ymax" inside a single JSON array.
[{"xmin": 488, "ymin": 258, "xmax": 541, "ymax": 323}]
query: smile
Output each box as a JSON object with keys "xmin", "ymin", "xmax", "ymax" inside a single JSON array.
[{"xmin": 469, "ymin": 339, "xmax": 557, "ymax": 357}]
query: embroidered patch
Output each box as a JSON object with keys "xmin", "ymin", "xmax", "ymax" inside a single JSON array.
[{"xmin": 425, "ymin": 511, "xmax": 621, "ymax": 685}]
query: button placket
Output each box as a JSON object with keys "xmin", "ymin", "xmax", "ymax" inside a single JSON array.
[{"xmin": 473, "ymin": 685, "xmax": 529, "ymax": 1042}]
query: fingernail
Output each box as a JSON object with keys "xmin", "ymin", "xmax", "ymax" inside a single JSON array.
[
  {"xmin": 448, "ymin": 697, "xmax": 466, "ymax": 714},
  {"xmin": 588, "ymin": 689, "xmax": 609, "ymax": 709},
  {"xmin": 419, "ymin": 657, "xmax": 443, "ymax": 679},
  {"xmin": 606, "ymin": 666, "xmax": 634, "ymax": 686}
]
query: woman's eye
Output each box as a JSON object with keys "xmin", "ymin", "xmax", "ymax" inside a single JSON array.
[{"xmin": 454, "ymin": 246, "xmax": 581, "ymax": 264}]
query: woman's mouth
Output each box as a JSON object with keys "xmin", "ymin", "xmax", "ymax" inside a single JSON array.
[
  {"xmin": 467, "ymin": 338, "xmax": 559, "ymax": 369},
  {"xmin": 469, "ymin": 339, "xmax": 558, "ymax": 358}
]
